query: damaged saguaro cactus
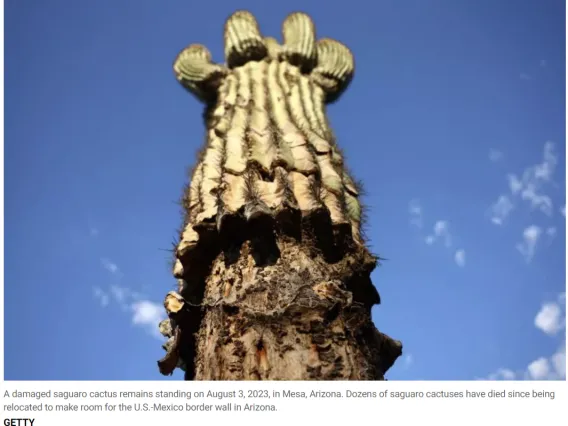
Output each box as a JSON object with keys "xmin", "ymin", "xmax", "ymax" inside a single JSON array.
[{"xmin": 158, "ymin": 10, "xmax": 403, "ymax": 380}]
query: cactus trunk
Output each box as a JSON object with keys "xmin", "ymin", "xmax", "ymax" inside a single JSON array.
[{"xmin": 158, "ymin": 10, "xmax": 402, "ymax": 380}]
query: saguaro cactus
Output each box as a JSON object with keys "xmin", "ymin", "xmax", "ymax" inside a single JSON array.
[{"xmin": 158, "ymin": 10, "xmax": 402, "ymax": 380}]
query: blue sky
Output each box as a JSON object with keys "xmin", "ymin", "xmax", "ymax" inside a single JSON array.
[{"xmin": 4, "ymin": 0, "xmax": 566, "ymax": 381}]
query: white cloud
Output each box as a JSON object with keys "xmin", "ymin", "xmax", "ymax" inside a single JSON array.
[
  {"xmin": 561, "ymin": 205, "xmax": 566, "ymax": 217},
  {"xmin": 551, "ymin": 346, "xmax": 566, "ymax": 379},
  {"xmin": 404, "ymin": 354, "xmax": 413, "ymax": 367},
  {"xmin": 535, "ymin": 303, "xmax": 564, "ymax": 335},
  {"xmin": 93, "ymin": 287, "xmax": 109, "ymax": 307},
  {"xmin": 110, "ymin": 285, "xmax": 129, "ymax": 305},
  {"xmin": 527, "ymin": 294, "xmax": 566, "ymax": 380},
  {"xmin": 546, "ymin": 227, "xmax": 557, "ymax": 239},
  {"xmin": 409, "ymin": 199, "xmax": 423, "ymax": 228},
  {"xmin": 487, "ymin": 368, "xmax": 516, "ymax": 381},
  {"xmin": 534, "ymin": 293, "xmax": 566, "ymax": 336},
  {"xmin": 434, "ymin": 220, "xmax": 446, "ymax": 235},
  {"xmin": 489, "ymin": 149, "xmax": 503, "ymax": 162},
  {"xmin": 527, "ymin": 357, "xmax": 550, "ymax": 379},
  {"xmin": 92, "ymin": 280, "xmax": 164, "ymax": 340},
  {"xmin": 519, "ymin": 72, "xmax": 531, "ymax": 80},
  {"xmin": 131, "ymin": 300, "xmax": 166, "ymax": 338},
  {"xmin": 516, "ymin": 225, "xmax": 541, "ymax": 262},
  {"xmin": 490, "ymin": 142, "xmax": 559, "ymax": 226},
  {"xmin": 454, "ymin": 249, "xmax": 466, "ymax": 267},
  {"xmin": 486, "ymin": 345, "xmax": 566, "ymax": 381},
  {"xmin": 98, "ymin": 287, "xmax": 165, "ymax": 340},
  {"xmin": 485, "ymin": 294, "xmax": 566, "ymax": 381},
  {"xmin": 426, "ymin": 220, "xmax": 452, "ymax": 247},
  {"xmin": 520, "ymin": 185, "xmax": 553, "ymax": 216},
  {"xmin": 489, "ymin": 195, "xmax": 514, "ymax": 225},
  {"xmin": 507, "ymin": 174, "xmax": 523, "ymax": 195},
  {"xmin": 507, "ymin": 141, "xmax": 557, "ymax": 216},
  {"xmin": 524, "ymin": 343, "xmax": 566, "ymax": 380},
  {"xmin": 101, "ymin": 258, "xmax": 120, "ymax": 275},
  {"xmin": 485, "ymin": 346, "xmax": 566, "ymax": 381},
  {"xmin": 437, "ymin": 222, "xmax": 452, "ymax": 247},
  {"xmin": 535, "ymin": 141, "xmax": 557, "ymax": 181},
  {"xmin": 540, "ymin": 59, "xmax": 547, "ymax": 67}
]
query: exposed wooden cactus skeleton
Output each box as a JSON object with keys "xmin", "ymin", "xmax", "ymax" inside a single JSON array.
[{"xmin": 158, "ymin": 10, "xmax": 403, "ymax": 380}]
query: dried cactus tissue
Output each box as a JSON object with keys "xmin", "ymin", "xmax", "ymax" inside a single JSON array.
[{"xmin": 158, "ymin": 10, "xmax": 402, "ymax": 381}]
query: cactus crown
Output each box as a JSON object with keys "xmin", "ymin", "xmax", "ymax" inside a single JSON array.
[{"xmin": 173, "ymin": 11, "xmax": 354, "ymax": 104}]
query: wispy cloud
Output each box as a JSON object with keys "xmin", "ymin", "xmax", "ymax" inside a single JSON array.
[
  {"xmin": 101, "ymin": 258, "xmax": 120, "ymax": 275},
  {"xmin": 411, "ymin": 205, "xmax": 465, "ymax": 263},
  {"xmin": 509, "ymin": 141, "xmax": 557, "ymax": 215},
  {"xmin": 425, "ymin": 220, "xmax": 452, "ymax": 247},
  {"xmin": 454, "ymin": 249, "xmax": 466, "ymax": 267},
  {"xmin": 516, "ymin": 225, "xmax": 542, "ymax": 262},
  {"xmin": 403, "ymin": 354, "xmax": 413, "ymax": 368},
  {"xmin": 91, "ymin": 284, "xmax": 165, "ymax": 339},
  {"xmin": 489, "ymin": 195, "xmax": 514, "ymax": 225},
  {"xmin": 489, "ymin": 141, "xmax": 559, "ymax": 225},
  {"xmin": 519, "ymin": 72, "xmax": 531, "ymax": 80},
  {"xmin": 93, "ymin": 287, "xmax": 109, "ymax": 307},
  {"xmin": 92, "ymin": 258, "xmax": 164, "ymax": 339},
  {"xmin": 408, "ymin": 199, "xmax": 423, "ymax": 229},
  {"xmin": 540, "ymin": 59, "xmax": 547, "ymax": 67},
  {"xmin": 561, "ymin": 205, "xmax": 566, "ymax": 217},
  {"xmin": 489, "ymin": 149, "xmax": 503, "ymax": 162},
  {"xmin": 87, "ymin": 219, "xmax": 99, "ymax": 238},
  {"xmin": 545, "ymin": 227, "xmax": 557, "ymax": 240}
]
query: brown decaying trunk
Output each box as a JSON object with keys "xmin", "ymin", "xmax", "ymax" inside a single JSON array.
[{"xmin": 157, "ymin": 10, "xmax": 402, "ymax": 380}]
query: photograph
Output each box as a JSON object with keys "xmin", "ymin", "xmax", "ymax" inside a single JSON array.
[{"xmin": 3, "ymin": 0, "xmax": 565, "ymax": 383}]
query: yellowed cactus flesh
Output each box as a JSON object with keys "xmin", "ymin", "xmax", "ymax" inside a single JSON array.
[
  {"xmin": 311, "ymin": 84, "xmax": 334, "ymax": 138},
  {"xmin": 224, "ymin": 10, "xmax": 268, "ymax": 68},
  {"xmin": 264, "ymin": 37, "xmax": 282, "ymax": 60},
  {"xmin": 223, "ymin": 68, "xmax": 250, "ymax": 174},
  {"xmin": 173, "ymin": 44, "xmax": 228, "ymax": 101},
  {"xmin": 282, "ymin": 12, "xmax": 317, "ymax": 72},
  {"xmin": 188, "ymin": 162, "xmax": 203, "ymax": 205},
  {"xmin": 312, "ymin": 38, "xmax": 355, "ymax": 100},
  {"xmin": 174, "ymin": 58, "xmax": 367, "ymax": 259},
  {"xmin": 212, "ymin": 76, "xmax": 238, "ymax": 135},
  {"xmin": 255, "ymin": 177, "xmax": 285, "ymax": 209},
  {"xmin": 220, "ymin": 173, "xmax": 247, "ymax": 213},
  {"xmin": 249, "ymin": 62, "xmax": 276, "ymax": 173},
  {"xmin": 164, "ymin": 291, "xmax": 185, "ymax": 314},
  {"xmin": 177, "ymin": 224, "xmax": 199, "ymax": 258},
  {"xmin": 287, "ymin": 171, "xmax": 322, "ymax": 214},
  {"xmin": 169, "ymin": 10, "xmax": 369, "ymax": 305}
]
